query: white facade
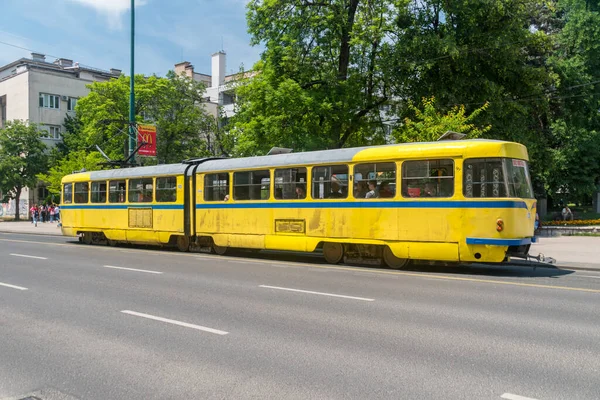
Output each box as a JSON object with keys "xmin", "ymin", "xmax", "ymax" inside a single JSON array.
[
  {"xmin": 176, "ymin": 51, "xmax": 247, "ymax": 121},
  {"xmin": 0, "ymin": 53, "xmax": 119, "ymax": 217}
]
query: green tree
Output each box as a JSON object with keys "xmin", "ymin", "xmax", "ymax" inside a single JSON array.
[
  {"xmin": 37, "ymin": 150, "xmax": 105, "ymax": 196},
  {"xmin": 233, "ymin": 0, "xmax": 401, "ymax": 155},
  {"xmin": 393, "ymin": 97, "xmax": 491, "ymax": 143},
  {"xmin": 544, "ymin": 0, "xmax": 600, "ymax": 203},
  {"xmin": 0, "ymin": 120, "xmax": 48, "ymax": 221},
  {"xmin": 75, "ymin": 72, "xmax": 216, "ymax": 164}
]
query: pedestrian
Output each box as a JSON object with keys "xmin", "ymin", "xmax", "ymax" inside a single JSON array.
[
  {"xmin": 33, "ymin": 206, "xmax": 39, "ymax": 227},
  {"xmin": 561, "ymin": 205, "xmax": 573, "ymax": 221},
  {"xmin": 30, "ymin": 204, "xmax": 36, "ymax": 224},
  {"xmin": 49, "ymin": 205, "xmax": 55, "ymax": 223},
  {"xmin": 55, "ymin": 205, "xmax": 61, "ymax": 227},
  {"xmin": 41, "ymin": 204, "xmax": 46, "ymax": 223}
]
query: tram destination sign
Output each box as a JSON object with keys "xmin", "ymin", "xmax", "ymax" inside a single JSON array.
[{"xmin": 138, "ymin": 124, "xmax": 157, "ymax": 156}]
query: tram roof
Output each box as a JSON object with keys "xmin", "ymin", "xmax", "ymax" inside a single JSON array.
[{"xmin": 63, "ymin": 139, "xmax": 526, "ymax": 182}]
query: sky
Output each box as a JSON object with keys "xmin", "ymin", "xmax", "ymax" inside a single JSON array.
[{"xmin": 0, "ymin": 0, "xmax": 262, "ymax": 77}]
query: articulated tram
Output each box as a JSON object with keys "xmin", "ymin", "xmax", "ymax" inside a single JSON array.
[{"xmin": 60, "ymin": 140, "xmax": 537, "ymax": 268}]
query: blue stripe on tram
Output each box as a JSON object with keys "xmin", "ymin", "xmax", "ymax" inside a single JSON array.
[{"xmin": 60, "ymin": 200, "xmax": 528, "ymax": 210}]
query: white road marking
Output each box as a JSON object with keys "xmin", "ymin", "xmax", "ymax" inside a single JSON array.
[
  {"xmin": 501, "ymin": 393, "xmax": 539, "ymax": 400},
  {"xmin": 103, "ymin": 265, "xmax": 163, "ymax": 274},
  {"xmin": 10, "ymin": 253, "xmax": 47, "ymax": 260},
  {"xmin": 577, "ymin": 275, "xmax": 600, "ymax": 279},
  {"xmin": 120, "ymin": 310, "xmax": 228, "ymax": 335},
  {"xmin": 0, "ymin": 281, "xmax": 28, "ymax": 291},
  {"xmin": 260, "ymin": 285, "xmax": 374, "ymax": 302}
]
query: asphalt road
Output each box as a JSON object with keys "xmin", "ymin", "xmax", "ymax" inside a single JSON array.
[{"xmin": 1, "ymin": 232, "xmax": 599, "ymax": 400}]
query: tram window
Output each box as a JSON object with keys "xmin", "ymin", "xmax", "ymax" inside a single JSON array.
[
  {"xmin": 91, "ymin": 181, "xmax": 107, "ymax": 203},
  {"xmin": 204, "ymin": 173, "xmax": 229, "ymax": 201},
  {"xmin": 233, "ymin": 170, "xmax": 270, "ymax": 201},
  {"xmin": 275, "ymin": 167, "xmax": 307, "ymax": 199},
  {"xmin": 109, "ymin": 180, "xmax": 126, "ymax": 203},
  {"xmin": 156, "ymin": 176, "xmax": 177, "ymax": 202},
  {"xmin": 463, "ymin": 158, "xmax": 516, "ymax": 198},
  {"xmin": 353, "ymin": 163, "xmax": 396, "ymax": 199},
  {"xmin": 402, "ymin": 159, "xmax": 454, "ymax": 198},
  {"xmin": 63, "ymin": 183, "xmax": 73, "ymax": 204},
  {"xmin": 128, "ymin": 178, "xmax": 153, "ymax": 203},
  {"xmin": 311, "ymin": 165, "xmax": 349, "ymax": 199},
  {"xmin": 74, "ymin": 182, "xmax": 89, "ymax": 203}
]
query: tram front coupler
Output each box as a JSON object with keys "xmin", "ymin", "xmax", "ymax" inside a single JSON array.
[{"xmin": 526, "ymin": 252, "xmax": 556, "ymax": 265}]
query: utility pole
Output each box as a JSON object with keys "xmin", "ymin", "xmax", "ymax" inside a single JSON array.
[{"xmin": 128, "ymin": 0, "xmax": 136, "ymax": 164}]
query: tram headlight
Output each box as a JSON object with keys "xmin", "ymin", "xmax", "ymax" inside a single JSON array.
[{"xmin": 496, "ymin": 219, "xmax": 504, "ymax": 232}]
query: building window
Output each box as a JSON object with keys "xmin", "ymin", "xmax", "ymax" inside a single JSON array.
[
  {"xmin": 156, "ymin": 176, "xmax": 177, "ymax": 202},
  {"xmin": 311, "ymin": 165, "xmax": 349, "ymax": 199},
  {"xmin": 74, "ymin": 182, "xmax": 89, "ymax": 204},
  {"xmin": 233, "ymin": 170, "xmax": 270, "ymax": 201},
  {"xmin": 204, "ymin": 173, "xmax": 229, "ymax": 201},
  {"xmin": 41, "ymin": 125, "xmax": 61, "ymax": 140},
  {"xmin": 109, "ymin": 180, "xmax": 126, "ymax": 203},
  {"xmin": 128, "ymin": 178, "xmax": 153, "ymax": 203},
  {"xmin": 402, "ymin": 159, "xmax": 454, "ymax": 198},
  {"xmin": 39, "ymin": 93, "xmax": 60, "ymax": 109},
  {"xmin": 91, "ymin": 181, "xmax": 107, "ymax": 203},
  {"xmin": 67, "ymin": 97, "xmax": 78, "ymax": 111},
  {"xmin": 274, "ymin": 167, "xmax": 307, "ymax": 199},
  {"xmin": 353, "ymin": 162, "xmax": 396, "ymax": 199}
]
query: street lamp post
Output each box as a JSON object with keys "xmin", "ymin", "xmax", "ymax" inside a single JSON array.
[{"xmin": 128, "ymin": 0, "xmax": 136, "ymax": 164}]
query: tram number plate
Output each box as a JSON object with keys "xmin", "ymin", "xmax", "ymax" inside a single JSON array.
[{"xmin": 275, "ymin": 219, "xmax": 305, "ymax": 234}]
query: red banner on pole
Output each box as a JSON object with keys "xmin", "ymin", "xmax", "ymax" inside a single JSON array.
[{"xmin": 137, "ymin": 124, "xmax": 157, "ymax": 156}]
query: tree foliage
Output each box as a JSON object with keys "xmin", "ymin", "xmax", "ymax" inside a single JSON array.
[
  {"xmin": 233, "ymin": 0, "xmax": 400, "ymax": 155},
  {"xmin": 38, "ymin": 150, "xmax": 105, "ymax": 196},
  {"xmin": 0, "ymin": 120, "xmax": 48, "ymax": 220},
  {"xmin": 393, "ymin": 97, "xmax": 490, "ymax": 143},
  {"xmin": 74, "ymin": 71, "xmax": 217, "ymax": 163},
  {"xmin": 45, "ymin": 71, "xmax": 223, "ymax": 193},
  {"xmin": 232, "ymin": 0, "xmax": 600, "ymax": 201}
]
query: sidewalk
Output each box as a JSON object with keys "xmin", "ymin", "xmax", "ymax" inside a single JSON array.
[
  {"xmin": 1, "ymin": 221, "xmax": 599, "ymax": 271},
  {"xmin": 529, "ymin": 236, "xmax": 600, "ymax": 271},
  {"xmin": 0, "ymin": 220, "xmax": 64, "ymax": 236}
]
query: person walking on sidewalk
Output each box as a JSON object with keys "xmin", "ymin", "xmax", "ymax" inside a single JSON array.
[
  {"xmin": 55, "ymin": 205, "xmax": 61, "ymax": 227},
  {"xmin": 33, "ymin": 206, "xmax": 39, "ymax": 227}
]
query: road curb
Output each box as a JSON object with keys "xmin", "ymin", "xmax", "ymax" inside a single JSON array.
[{"xmin": 0, "ymin": 229, "xmax": 65, "ymax": 238}]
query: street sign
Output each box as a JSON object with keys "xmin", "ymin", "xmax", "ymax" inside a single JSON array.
[{"xmin": 137, "ymin": 124, "xmax": 157, "ymax": 156}]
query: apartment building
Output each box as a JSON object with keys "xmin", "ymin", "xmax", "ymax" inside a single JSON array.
[{"xmin": 0, "ymin": 53, "xmax": 120, "ymax": 217}]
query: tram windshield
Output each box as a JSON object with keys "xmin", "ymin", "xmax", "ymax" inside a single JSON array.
[{"xmin": 464, "ymin": 158, "xmax": 534, "ymax": 199}]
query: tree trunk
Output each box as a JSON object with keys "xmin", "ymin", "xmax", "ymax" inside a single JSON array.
[{"xmin": 14, "ymin": 185, "xmax": 21, "ymax": 221}]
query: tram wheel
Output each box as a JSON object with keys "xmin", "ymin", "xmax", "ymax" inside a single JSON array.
[
  {"xmin": 323, "ymin": 242, "xmax": 344, "ymax": 264},
  {"xmin": 176, "ymin": 236, "xmax": 190, "ymax": 252},
  {"xmin": 383, "ymin": 246, "xmax": 409, "ymax": 269},
  {"xmin": 82, "ymin": 232, "xmax": 93, "ymax": 245},
  {"xmin": 212, "ymin": 243, "xmax": 228, "ymax": 255}
]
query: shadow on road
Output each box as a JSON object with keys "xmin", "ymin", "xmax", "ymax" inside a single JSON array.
[{"xmin": 69, "ymin": 238, "xmax": 575, "ymax": 279}]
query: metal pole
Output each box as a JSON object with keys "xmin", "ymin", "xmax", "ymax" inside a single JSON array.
[{"xmin": 128, "ymin": 0, "xmax": 136, "ymax": 163}]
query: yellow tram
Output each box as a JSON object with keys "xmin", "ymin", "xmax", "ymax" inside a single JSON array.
[{"xmin": 60, "ymin": 140, "xmax": 537, "ymax": 268}]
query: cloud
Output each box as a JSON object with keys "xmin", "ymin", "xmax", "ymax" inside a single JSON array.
[{"xmin": 68, "ymin": 0, "xmax": 147, "ymax": 29}]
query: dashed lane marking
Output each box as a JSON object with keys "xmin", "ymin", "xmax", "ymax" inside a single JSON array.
[
  {"xmin": 501, "ymin": 393, "xmax": 539, "ymax": 400},
  {"xmin": 260, "ymin": 285, "xmax": 375, "ymax": 301},
  {"xmin": 10, "ymin": 253, "xmax": 47, "ymax": 260},
  {"xmin": 121, "ymin": 310, "xmax": 228, "ymax": 335},
  {"xmin": 0, "ymin": 281, "xmax": 28, "ymax": 291},
  {"xmin": 102, "ymin": 265, "xmax": 163, "ymax": 274}
]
